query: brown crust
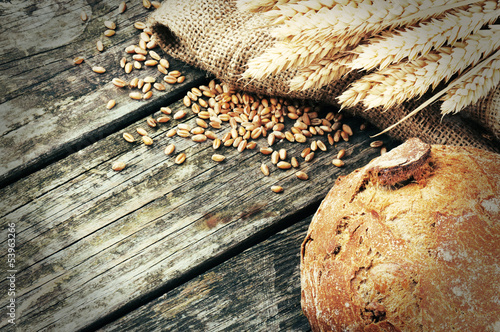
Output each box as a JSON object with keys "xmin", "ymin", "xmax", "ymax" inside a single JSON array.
[{"xmin": 301, "ymin": 140, "xmax": 500, "ymax": 331}]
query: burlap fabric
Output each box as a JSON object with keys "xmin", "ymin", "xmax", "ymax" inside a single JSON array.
[{"xmin": 149, "ymin": 0, "xmax": 500, "ymax": 152}]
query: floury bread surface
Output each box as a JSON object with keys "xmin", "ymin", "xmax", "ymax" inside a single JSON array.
[{"xmin": 300, "ymin": 138, "xmax": 500, "ymax": 331}]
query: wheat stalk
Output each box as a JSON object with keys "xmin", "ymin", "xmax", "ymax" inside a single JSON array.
[
  {"xmin": 338, "ymin": 27, "xmax": 500, "ymax": 110},
  {"xmin": 441, "ymin": 56, "xmax": 500, "ymax": 115},
  {"xmin": 349, "ymin": 1, "xmax": 500, "ymax": 71},
  {"xmin": 289, "ymin": 53, "xmax": 356, "ymax": 91}
]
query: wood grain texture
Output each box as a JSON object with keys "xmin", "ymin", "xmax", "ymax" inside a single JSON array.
[
  {"xmin": 100, "ymin": 215, "xmax": 313, "ymax": 332},
  {"xmin": 0, "ymin": 0, "xmax": 206, "ymax": 186},
  {"xmin": 0, "ymin": 90, "xmax": 395, "ymax": 331}
]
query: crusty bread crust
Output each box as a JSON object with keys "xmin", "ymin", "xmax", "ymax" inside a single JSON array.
[{"xmin": 301, "ymin": 139, "xmax": 500, "ymax": 331}]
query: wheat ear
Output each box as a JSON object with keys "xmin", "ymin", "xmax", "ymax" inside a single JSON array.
[
  {"xmin": 441, "ymin": 57, "xmax": 500, "ymax": 115},
  {"xmin": 289, "ymin": 53, "xmax": 356, "ymax": 91},
  {"xmin": 242, "ymin": 38, "xmax": 344, "ymax": 80},
  {"xmin": 350, "ymin": 1, "xmax": 500, "ymax": 71},
  {"xmin": 273, "ymin": 0, "xmax": 475, "ymax": 44},
  {"xmin": 339, "ymin": 27, "xmax": 500, "ymax": 110}
]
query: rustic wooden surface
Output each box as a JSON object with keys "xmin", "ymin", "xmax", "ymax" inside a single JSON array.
[
  {"xmin": 100, "ymin": 215, "xmax": 313, "ymax": 332},
  {"xmin": 0, "ymin": 0, "xmax": 206, "ymax": 187},
  {"xmin": 0, "ymin": 1, "xmax": 398, "ymax": 331}
]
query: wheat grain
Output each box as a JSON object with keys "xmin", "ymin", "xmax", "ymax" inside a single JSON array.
[
  {"xmin": 339, "ymin": 27, "xmax": 500, "ymax": 110},
  {"xmin": 441, "ymin": 56, "xmax": 500, "ymax": 114},
  {"xmin": 350, "ymin": 1, "xmax": 500, "ymax": 71},
  {"xmin": 236, "ymin": 0, "xmax": 297, "ymax": 13}
]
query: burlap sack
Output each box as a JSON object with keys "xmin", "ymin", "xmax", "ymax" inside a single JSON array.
[{"xmin": 149, "ymin": 0, "xmax": 500, "ymax": 152}]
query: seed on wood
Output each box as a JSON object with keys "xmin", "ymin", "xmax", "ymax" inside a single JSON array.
[
  {"xmin": 233, "ymin": 136, "xmax": 242, "ymax": 148},
  {"xmin": 271, "ymin": 151, "xmax": 279, "ymax": 164},
  {"xmin": 267, "ymin": 133, "xmax": 275, "ymax": 146},
  {"xmin": 212, "ymin": 154, "xmax": 225, "ymax": 162},
  {"xmin": 261, "ymin": 164, "xmax": 270, "ymax": 176},
  {"xmin": 191, "ymin": 127, "xmax": 204, "ymax": 135},
  {"xmin": 139, "ymin": 39, "xmax": 147, "ymax": 50},
  {"xmin": 337, "ymin": 149, "xmax": 346, "ymax": 159},
  {"xmin": 165, "ymin": 144, "xmax": 175, "ymax": 155},
  {"xmin": 196, "ymin": 118, "xmax": 208, "ymax": 128},
  {"xmin": 296, "ymin": 171, "xmax": 308, "ymax": 180},
  {"xmin": 291, "ymin": 157, "xmax": 299, "ymax": 168},
  {"xmin": 154, "ymin": 83, "xmax": 166, "ymax": 91},
  {"xmin": 128, "ymin": 77, "xmax": 138, "ymax": 88},
  {"xmin": 136, "ymin": 127, "xmax": 148, "ymax": 136},
  {"xmin": 277, "ymin": 161, "xmax": 291, "ymax": 170},
  {"xmin": 341, "ymin": 131, "xmax": 349, "ymax": 141},
  {"xmin": 205, "ymin": 130, "xmax": 217, "ymax": 140},
  {"xmin": 96, "ymin": 40, "xmax": 104, "ymax": 52},
  {"xmin": 294, "ymin": 133, "xmax": 307, "ymax": 143},
  {"xmin": 145, "ymin": 60, "xmax": 158, "ymax": 67},
  {"xmin": 142, "ymin": 0, "xmax": 152, "ymax": 8},
  {"xmin": 112, "ymin": 78, "xmax": 127, "ymax": 88},
  {"xmin": 130, "ymin": 91, "xmax": 143, "ymax": 100},
  {"xmin": 166, "ymin": 128, "xmax": 177, "ymax": 137},
  {"xmin": 285, "ymin": 131, "xmax": 295, "ymax": 142},
  {"xmin": 175, "ymin": 153, "xmax": 186, "ymax": 164},
  {"xmin": 80, "ymin": 11, "xmax": 88, "ymax": 21},
  {"xmin": 125, "ymin": 63, "xmax": 133, "ymax": 74},
  {"xmin": 164, "ymin": 76, "xmax": 177, "ymax": 84},
  {"xmin": 380, "ymin": 146, "xmax": 387, "ymax": 155},
  {"xmin": 332, "ymin": 159, "xmax": 344, "ymax": 167},
  {"xmin": 123, "ymin": 132, "xmax": 134, "ymax": 143},
  {"xmin": 161, "ymin": 107, "xmax": 172, "ymax": 114},
  {"xmin": 271, "ymin": 185, "xmax": 283, "ymax": 193},
  {"xmin": 134, "ymin": 61, "xmax": 142, "ymax": 70},
  {"xmin": 142, "ymin": 82, "xmax": 152, "ymax": 93},
  {"xmin": 334, "ymin": 130, "xmax": 342, "ymax": 142},
  {"xmin": 304, "ymin": 152, "xmax": 315, "ymax": 162},
  {"xmin": 133, "ymin": 54, "xmax": 146, "ymax": 61},
  {"xmin": 157, "ymin": 64, "xmax": 168, "ymax": 75},
  {"xmin": 342, "ymin": 124, "xmax": 353, "ymax": 136},
  {"xmin": 260, "ymin": 147, "xmax": 273, "ymax": 155},
  {"xmin": 157, "ymin": 116, "xmax": 170, "ymax": 123},
  {"xmin": 237, "ymin": 139, "xmax": 247, "ymax": 152},
  {"xmin": 327, "ymin": 134, "xmax": 334, "ymax": 145},
  {"xmin": 112, "ymin": 161, "xmax": 126, "ymax": 171},
  {"xmin": 317, "ymin": 140, "xmax": 327, "ymax": 152},
  {"xmin": 178, "ymin": 123, "xmax": 191, "ymax": 131},
  {"xmin": 106, "ymin": 99, "xmax": 116, "ymax": 109},
  {"xmin": 125, "ymin": 45, "xmax": 136, "ymax": 53},
  {"xmin": 137, "ymin": 79, "xmax": 145, "ymax": 89},
  {"xmin": 119, "ymin": 1, "xmax": 127, "ymax": 13},
  {"xmin": 152, "ymin": 1, "xmax": 161, "ymax": 8},
  {"xmin": 160, "ymin": 59, "xmax": 169, "ymax": 68},
  {"xmin": 183, "ymin": 95, "xmax": 192, "ymax": 107},
  {"xmin": 169, "ymin": 70, "xmax": 181, "ymax": 78},
  {"xmin": 149, "ymin": 50, "xmax": 161, "ymax": 60},
  {"xmin": 143, "ymin": 90, "xmax": 153, "ymax": 99},
  {"xmin": 331, "ymin": 122, "xmax": 342, "ymax": 131},
  {"xmin": 310, "ymin": 141, "xmax": 317, "ymax": 151},
  {"xmin": 246, "ymin": 141, "xmax": 257, "ymax": 149},
  {"xmin": 173, "ymin": 110, "xmax": 186, "ymax": 120},
  {"xmin": 224, "ymin": 138, "xmax": 234, "ymax": 147},
  {"xmin": 177, "ymin": 129, "xmax": 190, "ymax": 137},
  {"xmin": 119, "ymin": 57, "xmax": 127, "ymax": 68},
  {"xmin": 135, "ymin": 47, "xmax": 148, "ymax": 55},
  {"xmin": 360, "ymin": 123, "xmax": 367, "ymax": 131},
  {"xmin": 213, "ymin": 138, "xmax": 221, "ymax": 149},
  {"xmin": 192, "ymin": 134, "xmax": 207, "ymax": 143},
  {"xmin": 370, "ymin": 140, "xmax": 384, "ymax": 148},
  {"xmin": 279, "ymin": 148, "xmax": 287, "ymax": 160},
  {"xmin": 73, "ymin": 56, "xmax": 84, "ymax": 65},
  {"xmin": 104, "ymin": 20, "xmax": 116, "ymax": 30},
  {"xmin": 146, "ymin": 117, "xmax": 157, "ymax": 127},
  {"xmin": 92, "ymin": 66, "xmax": 106, "ymax": 74},
  {"xmin": 301, "ymin": 147, "xmax": 311, "ymax": 158},
  {"xmin": 142, "ymin": 136, "xmax": 153, "ymax": 145},
  {"xmin": 177, "ymin": 76, "xmax": 186, "ymax": 83},
  {"xmin": 104, "ymin": 29, "xmax": 115, "ymax": 37}
]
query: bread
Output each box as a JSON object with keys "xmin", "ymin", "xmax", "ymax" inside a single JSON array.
[{"xmin": 300, "ymin": 138, "xmax": 500, "ymax": 331}]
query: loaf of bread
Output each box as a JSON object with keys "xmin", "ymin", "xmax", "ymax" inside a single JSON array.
[{"xmin": 301, "ymin": 138, "xmax": 500, "ymax": 331}]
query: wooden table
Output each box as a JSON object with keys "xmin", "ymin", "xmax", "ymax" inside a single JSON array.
[{"xmin": 0, "ymin": 1, "xmax": 398, "ymax": 331}]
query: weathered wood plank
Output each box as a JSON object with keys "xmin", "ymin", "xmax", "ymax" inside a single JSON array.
[
  {"xmin": 100, "ymin": 215, "xmax": 313, "ymax": 332},
  {"xmin": 0, "ymin": 90, "xmax": 396, "ymax": 330},
  {"xmin": 0, "ymin": 0, "xmax": 207, "ymax": 186}
]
